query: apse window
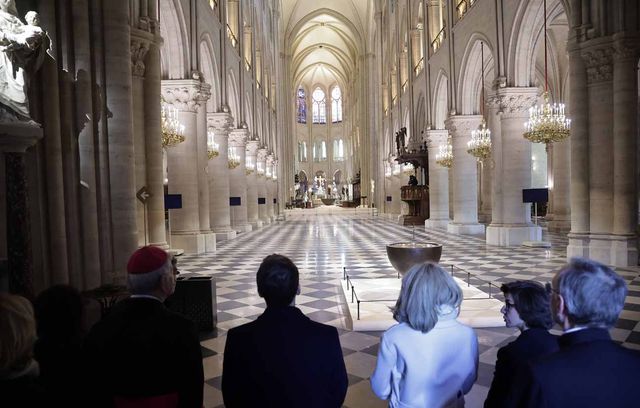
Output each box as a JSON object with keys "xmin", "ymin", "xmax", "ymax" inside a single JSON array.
[
  {"xmin": 331, "ymin": 86, "xmax": 342, "ymax": 123},
  {"xmin": 296, "ymin": 87, "xmax": 307, "ymax": 123},
  {"xmin": 333, "ymin": 139, "xmax": 344, "ymax": 161},
  {"xmin": 312, "ymin": 87, "xmax": 326, "ymax": 124},
  {"xmin": 298, "ymin": 141, "xmax": 307, "ymax": 162}
]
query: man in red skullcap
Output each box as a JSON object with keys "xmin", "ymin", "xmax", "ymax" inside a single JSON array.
[{"xmin": 82, "ymin": 246, "xmax": 204, "ymax": 408}]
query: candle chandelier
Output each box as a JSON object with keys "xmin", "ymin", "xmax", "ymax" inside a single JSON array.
[
  {"xmin": 523, "ymin": 0, "xmax": 571, "ymax": 145},
  {"xmin": 435, "ymin": 135, "xmax": 453, "ymax": 168},
  {"xmin": 228, "ymin": 148, "xmax": 240, "ymax": 169},
  {"xmin": 207, "ymin": 129, "xmax": 219, "ymax": 159},
  {"xmin": 161, "ymin": 102, "xmax": 185, "ymax": 148},
  {"xmin": 467, "ymin": 42, "xmax": 492, "ymax": 161}
]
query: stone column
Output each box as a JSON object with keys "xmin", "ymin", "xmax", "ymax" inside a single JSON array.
[
  {"xmin": 229, "ymin": 129, "xmax": 252, "ymax": 232},
  {"xmin": 548, "ymin": 139, "xmax": 571, "ymax": 232},
  {"xmin": 104, "ymin": 0, "xmax": 138, "ymax": 282},
  {"xmin": 486, "ymin": 87, "xmax": 541, "ymax": 245},
  {"xmin": 566, "ymin": 43, "xmax": 591, "ymax": 258},
  {"xmin": 257, "ymin": 148, "xmax": 270, "ymax": 224},
  {"xmin": 266, "ymin": 154, "xmax": 276, "ymax": 220},
  {"xmin": 161, "ymin": 80, "xmax": 211, "ymax": 253},
  {"xmin": 445, "ymin": 115, "xmax": 485, "ymax": 235},
  {"xmin": 611, "ymin": 39, "xmax": 639, "ymax": 265},
  {"xmin": 207, "ymin": 112, "xmax": 237, "ymax": 241},
  {"xmin": 196, "ymin": 94, "xmax": 215, "ymax": 252},
  {"xmin": 143, "ymin": 36, "xmax": 168, "ymax": 249},
  {"xmin": 246, "ymin": 139, "xmax": 261, "ymax": 228},
  {"xmin": 131, "ymin": 35, "xmax": 150, "ymax": 247},
  {"xmin": 424, "ymin": 130, "xmax": 450, "ymax": 228}
]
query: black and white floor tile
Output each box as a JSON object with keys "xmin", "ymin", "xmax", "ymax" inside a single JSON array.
[{"xmin": 176, "ymin": 213, "xmax": 640, "ymax": 408}]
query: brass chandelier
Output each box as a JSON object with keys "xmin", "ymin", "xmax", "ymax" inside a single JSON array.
[
  {"xmin": 207, "ymin": 129, "xmax": 219, "ymax": 159},
  {"xmin": 435, "ymin": 135, "xmax": 453, "ymax": 168},
  {"xmin": 523, "ymin": 0, "xmax": 571, "ymax": 145},
  {"xmin": 161, "ymin": 102, "xmax": 185, "ymax": 148},
  {"xmin": 228, "ymin": 148, "xmax": 240, "ymax": 169},
  {"xmin": 467, "ymin": 42, "xmax": 492, "ymax": 161}
]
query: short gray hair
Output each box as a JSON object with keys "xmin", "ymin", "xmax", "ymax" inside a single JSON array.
[
  {"xmin": 127, "ymin": 259, "xmax": 172, "ymax": 295},
  {"xmin": 557, "ymin": 257, "xmax": 627, "ymax": 328},
  {"xmin": 393, "ymin": 262, "xmax": 462, "ymax": 333}
]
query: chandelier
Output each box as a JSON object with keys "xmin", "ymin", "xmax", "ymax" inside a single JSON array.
[
  {"xmin": 228, "ymin": 148, "xmax": 240, "ymax": 169},
  {"xmin": 207, "ymin": 129, "xmax": 219, "ymax": 159},
  {"xmin": 161, "ymin": 102, "xmax": 185, "ymax": 148},
  {"xmin": 523, "ymin": 0, "xmax": 571, "ymax": 145},
  {"xmin": 467, "ymin": 41, "xmax": 492, "ymax": 161},
  {"xmin": 435, "ymin": 136, "xmax": 453, "ymax": 168}
]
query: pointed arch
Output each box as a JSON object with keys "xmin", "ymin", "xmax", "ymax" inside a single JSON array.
[
  {"xmin": 433, "ymin": 70, "xmax": 449, "ymax": 129},
  {"xmin": 226, "ymin": 69, "xmax": 240, "ymax": 127},
  {"xmin": 159, "ymin": 0, "xmax": 189, "ymax": 79},
  {"xmin": 458, "ymin": 33, "xmax": 495, "ymax": 115},
  {"xmin": 199, "ymin": 35, "xmax": 220, "ymax": 112},
  {"xmin": 507, "ymin": 0, "xmax": 567, "ymax": 87}
]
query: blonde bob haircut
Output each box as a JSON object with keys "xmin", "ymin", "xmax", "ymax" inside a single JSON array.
[
  {"xmin": 0, "ymin": 293, "xmax": 37, "ymax": 373},
  {"xmin": 393, "ymin": 262, "xmax": 462, "ymax": 333}
]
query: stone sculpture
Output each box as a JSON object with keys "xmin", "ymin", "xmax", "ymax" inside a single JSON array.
[{"xmin": 0, "ymin": 1, "xmax": 48, "ymax": 122}]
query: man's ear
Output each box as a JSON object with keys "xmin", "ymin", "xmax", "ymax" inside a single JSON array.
[
  {"xmin": 296, "ymin": 285, "xmax": 301, "ymax": 295},
  {"xmin": 160, "ymin": 272, "xmax": 175, "ymax": 296}
]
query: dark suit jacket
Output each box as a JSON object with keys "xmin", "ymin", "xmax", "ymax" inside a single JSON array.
[
  {"xmin": 82, "ymin": 297, "xmax": 204, "ymax": 408},
  {"xmin": 484, "ymin": 328, "xmax": 558, "ymax": 408},
  {"xmin": 222, "ymin": 306, "xmax": 348, "ymax": 408},
  {"xmin": 516, "ymin": 328, "xmax": 640, "ymax": 408}
]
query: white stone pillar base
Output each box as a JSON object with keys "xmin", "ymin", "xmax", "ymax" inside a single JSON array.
[
  {"xmin": 204, "ymin": 233, "xmax": 216, "ymax": 252},
  {"xmin": 425, "ymin": 219, "xmax": 451, "ymax": 229},
  {"xmin": 250, "ymin": 220, "xmax": 263, "ymax": 229},
  {"xmin": 261, "ymin": 217, "xmax": 272, "ymax": 225},
  {"xmin": 171, "ymin": 232, "xmax": 214, "ymax": 254},
  {"xmin": 447, "ymin": 223, "xmax": 486, "ymax": 235},
  {"xmin": 233, "ymin": 224, "xmax": 253, "ymax": 233},
  {"xmin": 568, "ymin": 233, "xmax": 638, "ymax": 267},
  {"xmin": 486, "ymin": 225, "xmax": 542, "ymax": 246},
  {"xmin": 548, "ymin": 219, "xmax": 571, "ymax": 233},
  {"xmin": 214, "ymin": 229, "xmax": 237, "ymax": 241},
  {"xmin": 567, "ymin": 233, "xmax": 591, "ymax": 259}
]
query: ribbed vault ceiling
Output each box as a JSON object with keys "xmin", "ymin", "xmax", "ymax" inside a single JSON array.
[{"xmin": 282, "ymin": 1, "xmax": 373, "ymax": 89}]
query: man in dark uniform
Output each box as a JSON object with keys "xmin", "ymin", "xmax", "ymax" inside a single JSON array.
[{"xmin": 83, "ymin": 246, "xmax": 204, "ymax": 407}]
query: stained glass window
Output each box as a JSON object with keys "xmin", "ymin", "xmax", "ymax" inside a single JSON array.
[{"xmin": 296, "ymin": 88, "xmax": 306, "ymax": 123}]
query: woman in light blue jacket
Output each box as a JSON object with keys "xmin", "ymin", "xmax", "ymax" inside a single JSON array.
[{"xmin": 371, "ymin": 263, "xmax": 478, "ymax": 408}]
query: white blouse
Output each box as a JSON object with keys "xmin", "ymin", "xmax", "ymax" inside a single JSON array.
[{"xmin": 370, "ymin": 318, "xmax": 478, "ymax": 408}]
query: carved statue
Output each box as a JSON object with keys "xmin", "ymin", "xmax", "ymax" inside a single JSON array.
[{"xmin": 0, "ymin": 1, "xmax": 48, "ymax": 122}]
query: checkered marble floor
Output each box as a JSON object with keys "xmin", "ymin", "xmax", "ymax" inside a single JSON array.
[{"xmin": 176, "ymin": 213, "xmax": 640, "ymax": 408}]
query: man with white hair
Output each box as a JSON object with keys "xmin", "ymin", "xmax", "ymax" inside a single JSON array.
[
  {"xmin": 83, "ymin": 246, "xmax": 204, "ymax": 407},
  {"xmin": 514, "ymin": 257, "xmax": 640, "ymax": 408}
]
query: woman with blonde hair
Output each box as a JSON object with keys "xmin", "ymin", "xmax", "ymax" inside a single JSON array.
[
  {"xmin": 371, "ymin": 263, "xmax": 478, "ymax": 407},
  {"xmin": 0, "ymin": 292, "xmax": 46, "ymax": 406}
]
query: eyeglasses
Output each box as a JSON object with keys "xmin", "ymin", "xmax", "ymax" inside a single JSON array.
[
  {"xmin": 171, "ymin": 257, "xmax": 180, "ymax": 276},
  {"xmin": 545, "ymin": 282, "xmax": 558, "ymax": 295}
]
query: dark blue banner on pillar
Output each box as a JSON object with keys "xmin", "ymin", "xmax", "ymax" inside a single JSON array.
[
  {"xmin": 258, "ymin": 197, "xmax": 266, "ymax": 205},
  {"xmin": 230, "ymin": 197, "xmax": 241, "ymax": 206}
]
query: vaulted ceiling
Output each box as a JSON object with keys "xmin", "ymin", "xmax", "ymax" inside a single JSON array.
[{"xmin": 281, "ymin": 0, "xmax": 375, "ymax": 90}]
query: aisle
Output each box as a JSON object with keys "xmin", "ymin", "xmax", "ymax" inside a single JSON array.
[{"xmin": 177, "ymin": 214, "xmax": 640, "ymax": 408}]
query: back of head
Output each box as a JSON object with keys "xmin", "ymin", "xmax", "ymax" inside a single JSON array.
[
  {"xmin": 393, "ymin": 263, "xmax": 462, "ymax": 333},
  {"xmin": 500, "ymin": 281, "xmax": 553, "ymax": 329},
  {"xmin": 34, "ymin": 285, "xmax": 84, "ymax": 344},
  {"xmin": 557, "ymin": 257, "xmax": 627, "ymax": 328},
  {"xmin": 127, "ymin": 246, "xmax": 172, "ymax": 295},
  {"xmin": 256, "ymin": 254, "xmax": 299, "ymax": 307},
  {"xmin": 0, "ymin": 293, "xmax": 36, "ymax": 374}
]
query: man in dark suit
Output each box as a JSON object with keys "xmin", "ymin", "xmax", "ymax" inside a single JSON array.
[
  {"xmin": 222, "ymin": 254, "xmax": 348, "ymax": 408},
  {"xmin": 82, "ymin": 246, "xmax": 204, "ymax": 408},
  {"xmin": 484, "ymin": 281, "xmax": 558, "ymax": 407},
  {"xmin": 513, "ymin": 257, "xmax": 640, "ymax": 408}
]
